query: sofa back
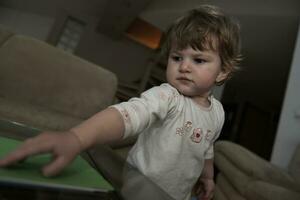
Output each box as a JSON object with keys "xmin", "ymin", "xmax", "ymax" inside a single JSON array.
[
  {"xmin": 289, "ymin": 143, "xmax": 300, "ymax": 185},
  {"xmin": 0, "ymin": 35, "xmax": 117, "ymax": 119},
  {"xmin": 0, "ymin": 26, "xmax": 13, "ymax": 46}
]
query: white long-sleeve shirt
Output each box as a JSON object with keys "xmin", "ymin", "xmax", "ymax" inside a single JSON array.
[{"xmin": 112, "ymin": 83, "xmax": 224, "ymax": 200}]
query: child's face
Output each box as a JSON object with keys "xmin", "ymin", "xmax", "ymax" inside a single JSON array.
[{"xmin": 166, "ymin": 45, "xmax": 227, "ymax": 98}]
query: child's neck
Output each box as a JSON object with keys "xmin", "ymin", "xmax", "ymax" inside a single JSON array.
[{"xmin": 191, "ymin": 94, "xmax": 211, "ymax": 108}]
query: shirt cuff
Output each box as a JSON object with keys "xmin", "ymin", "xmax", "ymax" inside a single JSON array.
[{"xmin": 110, "ymin": 104, "xmax": 132, "ymax": 139}]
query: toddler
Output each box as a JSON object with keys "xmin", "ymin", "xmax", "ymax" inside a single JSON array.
[{"xmin": 0, "ymin": 5, "xmax": 241, "ymax": 200}]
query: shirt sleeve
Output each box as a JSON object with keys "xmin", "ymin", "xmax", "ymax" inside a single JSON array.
[
  {"xmin": 111, "ymin": 84, "xmax": 178, "ymax": 139},
  {"xmin": 204, "ymin": 129, "xmax": 222, "ymax": 159},
  {"xmin": 204, "ymin": 98, "xmax": 225, "ymax": 159}
]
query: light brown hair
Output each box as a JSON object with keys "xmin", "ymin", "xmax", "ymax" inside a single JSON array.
[{"xmin": 160, "ymin": 5, "xmax": 242, "ymax": 84}]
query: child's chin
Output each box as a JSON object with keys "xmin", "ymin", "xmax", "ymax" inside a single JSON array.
[{"xmin": 177, "ymin": 88, "xmax": 194, "ymax": 97}]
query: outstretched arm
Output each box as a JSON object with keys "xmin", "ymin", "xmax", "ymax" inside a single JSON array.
[
  {"xmin": 71, "ymin": 107, "xmax": 125, "ymax": 149},
  {"xmin": 0, "ymin": 107, "xmax": 125, "ymax": 176}
]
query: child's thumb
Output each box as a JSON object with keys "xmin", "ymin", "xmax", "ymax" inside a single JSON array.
[{"xmin": 42, "ymin": 156, "xmax": 70, "ymax": 177}]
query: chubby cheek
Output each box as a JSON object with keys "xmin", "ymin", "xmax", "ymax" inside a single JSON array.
[
  {"xmin": 166, "ymin": 65, "xmax": 175, "ymax": 82},
  {"xmin": 194, "ymin": 71, "xmax": 218, "ymax": 87}
]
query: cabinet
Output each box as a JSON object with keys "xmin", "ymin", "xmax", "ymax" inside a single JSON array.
[{"xmin": 116, "ymin": 58, "xmax": 167, "ymax": 101}]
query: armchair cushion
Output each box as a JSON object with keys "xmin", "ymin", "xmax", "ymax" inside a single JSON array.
[
  {"xmin": 215, "ymin": 141, "xmax": 299, "ymax": 192},
  {"xmin": 0, "ymin": 35, "xmax": 117, "ymax": 120},
  {"xmin": 289, "ymin": 144, "xmax": 300, "ymax": 185},
  {"xmin": 214, "ymin": 140, "xmax": 300, "ymax": 200},
  {"xmin": 215, "ymin": 173, "xmax": 246, "ymax": 200},
  {"xmin": 214, "ymin": 149, "xmax": 251, "ymax": 195},
  {"xmin": 245, "ymin": 180, "xmax": 300, "ymax": 200},
  {"xmin": 0, "ymin": 26, "xmax": 13, "ymax": 46},
  {"xmin": 0, "ymin": 97, "xmax": 81, "ymax": 131}
]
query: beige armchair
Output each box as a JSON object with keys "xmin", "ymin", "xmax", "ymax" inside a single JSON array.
[
  {"xmin": 213, "ymin": 140, "xmax": 300, "ymax": 200},
  {"xmin": 0, "ymin": 26, "xmax": 117, "ymax": 132},
  {"xmin": 0, "ymin": 26, "xmax": 138, "ymax": 159}
]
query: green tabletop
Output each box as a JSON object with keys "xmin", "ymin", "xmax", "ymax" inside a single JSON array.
[{"xmin": 0, "ymin": 136, "xmax": 113, "ymax": 193}]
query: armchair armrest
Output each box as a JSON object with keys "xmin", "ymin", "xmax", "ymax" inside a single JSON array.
[
  {"xmin": 245, "ymin": 180, "xmax": 300, "ymax": 200},
  {"xmin": 215, "ymin": 141, "xmax": 299, "ymax": 192}
]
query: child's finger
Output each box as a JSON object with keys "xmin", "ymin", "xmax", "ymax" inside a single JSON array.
[
  {"xmin": 42, "ymin": 155, "xmax": 73, "ymax": 177},
  {"xmin": 0, "ymin": 138, "xmax": 52, "ymax": 167},
  {"xmin": 0, "ymin": 147, "xmax": 30, "ymax": 166},
  {"xmin": 200, "ymin": 189, "xmax": 214, "ymax": 200}
]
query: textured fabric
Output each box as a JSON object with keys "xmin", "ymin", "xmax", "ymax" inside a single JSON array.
[
  {"xmin": 245, "ymin": 181, "xmax": 300, "ymax": 200},
  {"xmin": 0, "ymin": 35, "xmax": 117, "ymax": 119},
  {"xmin": 215, "ymin": 174, "xmax": 246, "ymax": 200},
  {"xmin": 0, "ymin": 26, "xmax": 13, "ymax": 46},
  {"xmin": 113, "ymin": 83, "xmax": 224, "ymax": 200},
  {"xmin": 289, "ymin": 144, "xmax": 300, "ymax": 185},
  {"xmin": 0, "ymin": 31, "xmax": 118, "ymax": 140},
  {"xmin": 214, "ymin": 152, "xmax": 251, "ymax": 195},
  {"xmin": 215, "ymin": 141, "xmax": 299, "ymax": 192},
  {"xmin": 0, "ymin": 97, "xmax": 81, "ymax": 131},
  {"xmin": 214, "ymin": 184, "xmax": 229, "ymax": 200},
  {"xmin": 214, "ymin": 141, "xmax": 300, "ymax": 200}
]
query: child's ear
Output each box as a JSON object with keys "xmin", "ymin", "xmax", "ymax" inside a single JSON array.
[{"xmin": 216, "ymin": 70, "xmax": 229, "ymax": 83}]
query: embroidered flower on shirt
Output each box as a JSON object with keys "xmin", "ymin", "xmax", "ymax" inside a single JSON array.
[
  {"xmin": 176, "ymin": 127, "xmax": 184, "ymax": 136},
  {"xmin": 190, "ymin": 128, "xmax": 203, "ymax": 143},
  {"xmin": 205, "ymin": 130, "xmax": 214, "ymax": 141},
  {"xmin": 184, "ymin": 121, "xmax": 193, "ymax": 133},
  {"xmin": 176, "ymin": 121, "xmax": 193, "ymax": 136},
  {"xmin": 159, "ymin": 92, "xmax": 168, "ymax": 101},
  {"xmin": 120, "ymin": 109, "xmax": 131, "ymax": 123}
]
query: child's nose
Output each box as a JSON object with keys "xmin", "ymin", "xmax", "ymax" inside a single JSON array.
[{"xmin": 179, "ymin": 60, "xmax": 191, "ymax": 72}]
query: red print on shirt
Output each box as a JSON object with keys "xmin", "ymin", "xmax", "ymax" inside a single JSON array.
[{"xmin": 190, "ymin": 128, "xmax": 203, "ymax": 143}]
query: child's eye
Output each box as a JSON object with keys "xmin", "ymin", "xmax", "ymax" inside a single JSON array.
[
  {"xmin": 171, "ymin": 55, "xmax": 182, "ymax": 62},
  {"xmin": 194, "ymin": 58, "xmax": 206, "ymax": 64}
]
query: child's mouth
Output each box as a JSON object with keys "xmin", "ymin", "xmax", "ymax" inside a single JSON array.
[
  {"xmin": 177, "ymin": 77, "xmax": 192, "ymax": 84},
  {"xmin": 177, "ymin": 77, "xmax": 192, "ymax": 81}
]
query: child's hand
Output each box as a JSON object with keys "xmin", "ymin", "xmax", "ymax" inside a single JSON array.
[
  {"xmin": 0, "ymin": 131, "xmax": 82, "ymax": 177},
  {"xmin": 196, "ymin": 178, "xmax": 215, "ymax": 200}
]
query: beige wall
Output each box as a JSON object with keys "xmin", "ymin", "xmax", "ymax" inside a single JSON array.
[
  {"xmin": 0, "ymin": 0, "xmax": 154, "ymax": 83},
  {"xmin": 46, "ymin": 9, "xmax": 153, "ymax": 83},
  {"xmin": 0, "ymin": 7, "xmax": 54, "ymax": 41},
  {"xmin": 0, "ymin": 0, "xmax": 107, "ymax": 18},
  {"xmin": 75, "ymin": 20, "xmax": 153, "ymax": 82},
  {"xmin": 271, "ymin": 24, "xmax": 300, "ymax": 169}
]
